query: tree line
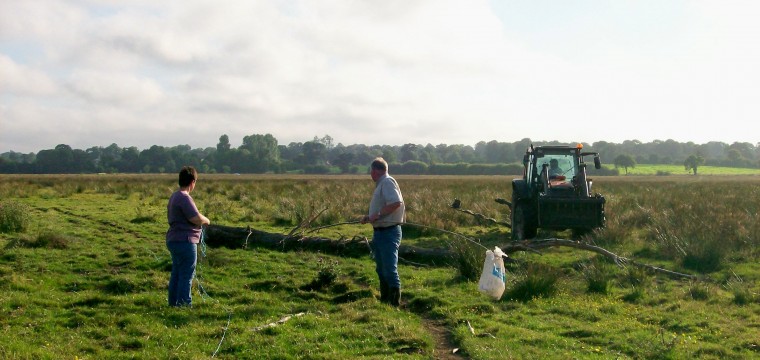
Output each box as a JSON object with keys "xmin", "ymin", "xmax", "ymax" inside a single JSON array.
[{"xmin": 1, "ymin": 134, "xmax": 758, "ymax": 175}]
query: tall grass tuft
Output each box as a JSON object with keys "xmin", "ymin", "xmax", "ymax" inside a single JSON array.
[
  {"xmin": 579, "ymin": 259, "xmax": 612, "ymax": 294},
  {"xmin": 725, "ymin": 275, "xmax": 757, "ymax": 306},
  {"xmin": 681, "ymin": 241, "xmax": 725, "ymax": 273},
  {"xmin": 686, "ymin": 281, "xmax": 713, "ymax": 301},
  {"xmin": 620, "ymin": 265, "xmax": 651, "ymax": 288},
  {"xmin": 448, "ymin": 237, "xmax": 484, "ymax": 282},
  {"xmin": 504, "ymin": 263, "xmax": 560, "ymax": 302},
  {"xmin": 102, "ymin": 277, "xmax": 138, "ymax": 295},
  {"xmin": 8, "ymin": 231, "xmax": 73, "ymax": 249},
  {"xmin": 0, "ymin": 200, "xmax": 31, "ymax": 233},
  {"xmin": 301, "ymin": 257, "xmax": 341, "ymax": 291},
  {"xmin": 34, "ymin": 231, "xmax": 73, "ymax": 249},
  {"xmin": 620, "ymin": 287, "xmax": 646, "ymax": 304},
  {"xmin": 130, "ymin": 201, "xmax": 159, "ymax": 224}
]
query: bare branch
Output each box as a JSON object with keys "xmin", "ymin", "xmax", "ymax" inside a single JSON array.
[
  {"xmin": 450, "ymin": 200, "xmax": 511, "ymax": 228},
  {"xmin": 500, "ymin": 238, "xmax": 699, "ymax": 281},
  {"xmin": 252, "ymin": 312, "xmax": 307, "ymax": 332}
]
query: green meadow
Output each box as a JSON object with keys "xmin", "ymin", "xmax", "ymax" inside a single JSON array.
[
  {"xmin": 609, "ymin": 163, "xmax": 760, "ymax": 176},
  {"xmin": 0, "ymin": 174, "xmax": 758, "ymax": 359}
]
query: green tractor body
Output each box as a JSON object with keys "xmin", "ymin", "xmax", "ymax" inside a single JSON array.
[{"xmin": 511, "ymin": 144, "xmax": 606, "ymax": 240}]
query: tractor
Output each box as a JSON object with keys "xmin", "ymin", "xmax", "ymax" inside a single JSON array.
[{"xmin": 510, "ymin": 144, "xmax": 606, "ymax": 240}]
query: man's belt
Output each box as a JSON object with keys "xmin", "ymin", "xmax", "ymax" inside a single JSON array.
[{"xmin": 373, "ymin": 224, "xmax": 399, "ymax": 231}]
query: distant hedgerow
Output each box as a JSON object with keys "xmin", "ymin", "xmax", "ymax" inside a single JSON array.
[{"xmin": 0, "ymin": 200, "xmax": 31, "ymax": 233}]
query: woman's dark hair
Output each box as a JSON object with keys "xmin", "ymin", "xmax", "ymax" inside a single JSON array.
[{"xmin": 178, "ymin": 166, "xmax": 198, "ymax": 187}]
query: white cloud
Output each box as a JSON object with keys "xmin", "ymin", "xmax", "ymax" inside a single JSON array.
[
  {"xmin": 0, "ymin": 54, "xmax": 57, "ymax": 95},
  {"xmin": 1, "ymin": 0, "xmax": 759, "ymax": 153},
  {"xmin": 65, "ymin": 70, "xmax": 164, "ymax": 106}
]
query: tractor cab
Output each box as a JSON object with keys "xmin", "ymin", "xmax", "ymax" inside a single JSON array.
[{"xmin": 523, "ymin": 144, "xmax": 603, "ymax": 197}]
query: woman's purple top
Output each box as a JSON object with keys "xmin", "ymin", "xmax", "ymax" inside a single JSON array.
[{"xmin": 166, "ymin": 190, "xmax": 202, "ymax": 244}]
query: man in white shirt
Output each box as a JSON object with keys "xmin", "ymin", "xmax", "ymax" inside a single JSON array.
[{"xmin": 361, "ymin": 157, "xmax": 405, "ymax": 306}]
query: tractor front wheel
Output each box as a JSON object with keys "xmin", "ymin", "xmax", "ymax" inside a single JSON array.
[
  {"xmin": 511, "ymin": 201, "xmax": 536, "ymax": 240},
  {"xmin": 511, "ymin": 202, "xmax": 526, "ymax": 240}
]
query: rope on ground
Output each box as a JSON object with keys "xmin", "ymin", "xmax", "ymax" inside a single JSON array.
[
  {"xmin": 402, "ymin": 222, "xmax": 490, "ymax": 251},
  {"xmin": 197, "ymin": 226, "xmax": 233, "ymax": 358}
]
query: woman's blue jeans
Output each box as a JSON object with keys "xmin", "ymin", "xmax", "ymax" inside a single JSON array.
[
  {"xmin": 167, "ymin": 241, "xmax": 197, "ymax": 307},
  {"xmin": 371, "ymin": 225, "xmax": 402, "ymax": 288}
]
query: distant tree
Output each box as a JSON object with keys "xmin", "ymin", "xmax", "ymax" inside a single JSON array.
[
  {"xmin": 399, "ymin": 143, "xmax": 418, "ymax": 162},
  {"xmin": 726, "ymin": 149, "xmax": 744, "ymax": 167},
  {"xmin": 458, "ymin": 144, "xmax": 477, "ymax": 163},
  {"xmin": 474, "ymin": 141, "xmax": 488, "ymax": 162},
  {"xmin": 140, "ymin": 145, "xmax": 173, "ymax": 173},
  {"xmin": 280, "ymin": 142, "xmax": 302, "ymax": 163},
  {"xmin": 333, "ymin": 152, "xmax": 354, "ymax": 174},
  {"xmin": 484, "ymin": 140, "xmax": 512, "ymax": 163},
  {"xmin": 381, "ymin": 147, "xmax": 397, "ymax": 164},
  {"xmin": 121, "ymin": 147, "xmax": 141, "ymax": 172},
  {"xmin": 417, "ymin": 144, "xmax": 437, "ymax": 164},
  {"xmin": 301, "ymin": 141, "xmax": 327, "ymax": 166},
  {"xmin": 314, "ymin": 134, "xmax": 334, "ymax": 151},
  {"xmin": 728, "ymin": 142, "xmax": 755, "ymax": 161},
  {"xmin": 699, "ymin": 141, "xmax": 727, "ymax": 160},
  {"xmin": 36, "ymin": 144, "xmax": 74, "ymax": 173},
  {"xmin": 212, "ymin": 134, "xmax": 232, "ymax": 172},
  {"xmin": 344, "ymin": 144, "xmax": 377, "ymax": 168},
  {"xmin": 100, "ymin": 143, "xmax": 123, "ymax": 172},
  {"xmin": 217, "ymin": 134, "xmax": 231, "ymax": 152},
  {"xmin": 514, "ymin": 138, "xmax": 532, "ymax": 157},
  {"xmin": 239, "ymin": 133, "xmax": 280, "ymax": 172},
  {"xmin": 684, "ymin": 154, "xmax": 704, "ymax": 175},
  {"xmin": 614, "ymin": 154, "xmax": 637, "ymax": 175},
  {"xmin": 169, "ymin": 144, "xmax": 195, "ymax": 168}
]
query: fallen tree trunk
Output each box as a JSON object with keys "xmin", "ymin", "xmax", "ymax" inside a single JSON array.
[
  {"xmin": 204, "ymin": 224, "xmax": 700, "ymax": 280},
  {"xmin": 204, "ymin": 224, "xmax": 452, "ymax": 264}
]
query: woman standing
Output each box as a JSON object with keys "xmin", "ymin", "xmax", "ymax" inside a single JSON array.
[{"xmin": 166, "ymin": 166, "xmax": 210, "ymax": 307}]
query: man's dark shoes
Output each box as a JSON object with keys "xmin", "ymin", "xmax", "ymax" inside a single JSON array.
[
  {"xmin": 389, "ymin": 287, "xmax": 400, "ymax": 307},
  {"xmin": 379, "ymin": 280, "xmax": 390, "ymax": 303}
]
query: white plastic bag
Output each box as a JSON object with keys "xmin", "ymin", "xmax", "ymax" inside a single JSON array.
[{"xmin": 477, "ymin": 246, "xmax": 506, "ymax": 300}]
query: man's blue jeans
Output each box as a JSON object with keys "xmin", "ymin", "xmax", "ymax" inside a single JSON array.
[
  {"xmin": 371, "ymin": 225, "xmax": 402, "ymax": 288},
  {"xmin": 167, "ymin": 241, "xmax": 197, "ymax": 307}
]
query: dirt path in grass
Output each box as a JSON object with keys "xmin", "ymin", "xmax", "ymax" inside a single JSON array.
[{"xmin": 421, "ymin": 318, "xmax": 467, "ymax": 359}]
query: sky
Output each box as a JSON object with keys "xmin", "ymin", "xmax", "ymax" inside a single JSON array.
[{"xmin": 1, "ymin": 0, "xmax": 759, "ymax": 154}]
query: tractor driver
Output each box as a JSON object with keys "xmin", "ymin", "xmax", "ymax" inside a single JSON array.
[{"xmin": 548, "ymin": 159, "xmax": 563, "ymax": 179}]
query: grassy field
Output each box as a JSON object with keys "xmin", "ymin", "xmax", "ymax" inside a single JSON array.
[
  {"xmin": 609, "ymin": 163, "xmax": 760, "ymax": 176},
  {"xmin": 0, "ymin": 174, "xmax": 758, "ymax": 359}
]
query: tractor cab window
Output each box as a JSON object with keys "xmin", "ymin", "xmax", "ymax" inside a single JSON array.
[{"xmin": 538, "ymin": 154, "xmax": 576, "ymax": 182}]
